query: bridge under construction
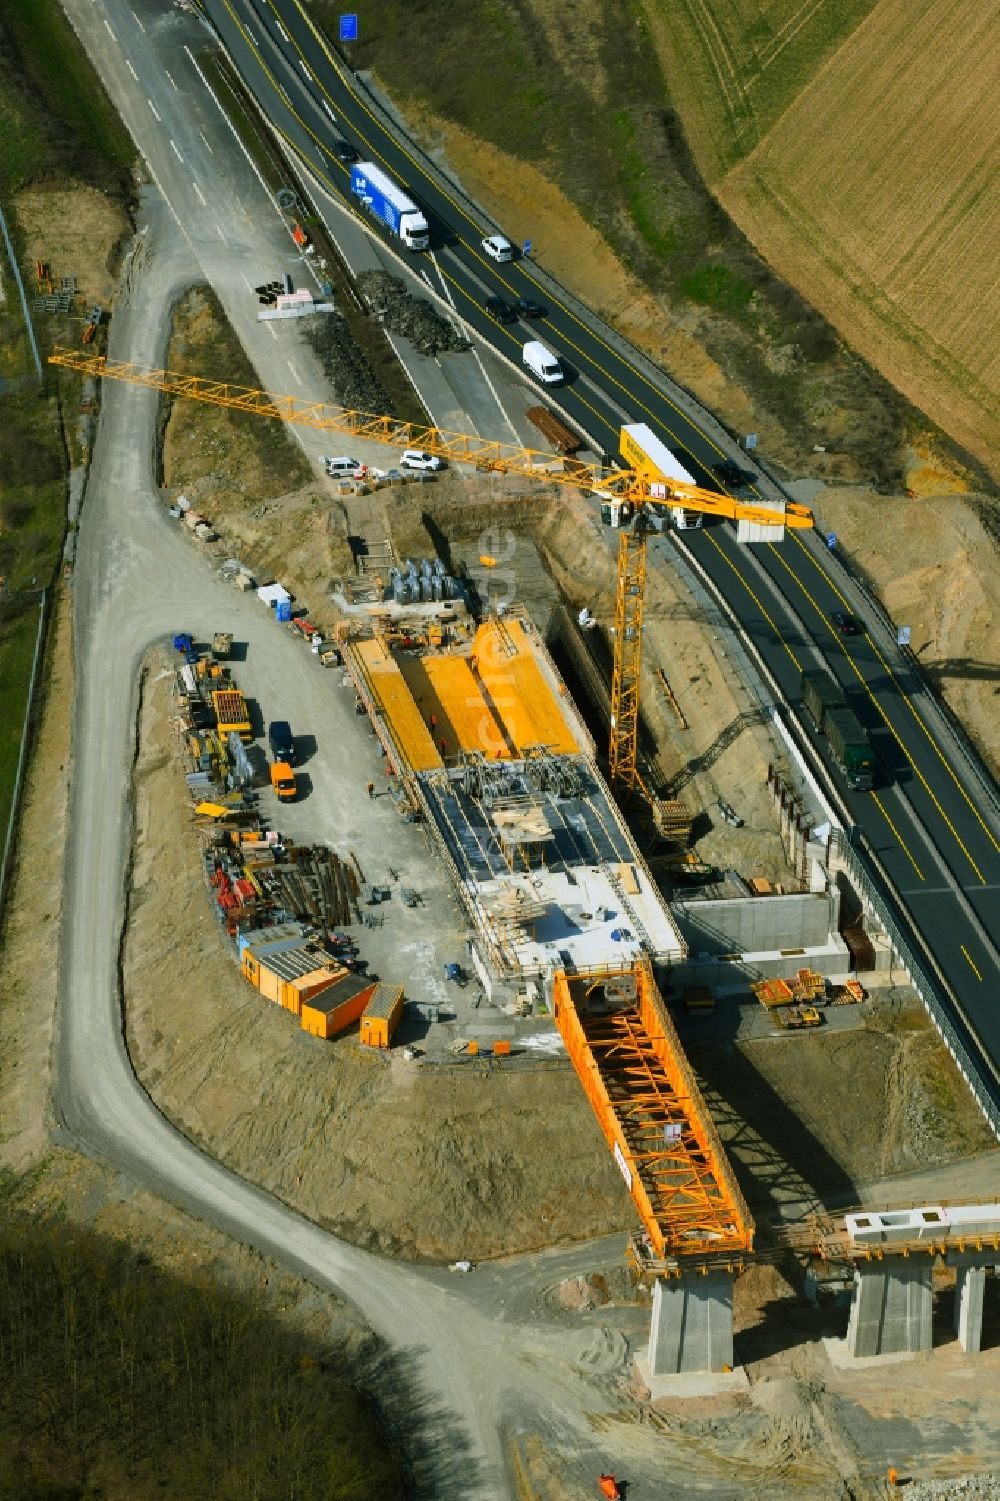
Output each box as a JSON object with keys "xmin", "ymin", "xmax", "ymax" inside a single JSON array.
[{"xmin": 343, "ymin": 606, "xmax": 754, "ymax": 1373}]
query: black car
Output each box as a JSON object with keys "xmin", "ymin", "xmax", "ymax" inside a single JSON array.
[
  {"xmin": 485, "ymin": 296, "xmax": 516, "ymax": 324},
  {"xmin": 334, "ymin": 139, "xmax": 358, "ymax": 163},
  {"xmin": 268, "ymin": 720, "xmax": 297, "ymax": 765},
  {"xmin": 831, "ymin": 610, "xmax": 862, "ymax": 636},
  {"xmin": 713, "ymin": 459, "xmax": 754, "ymax": 488},
  {"xmin": 513, "ymin": 296, "xmax": 545, "ymax": 320}
]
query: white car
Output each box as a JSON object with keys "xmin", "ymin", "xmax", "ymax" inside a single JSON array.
[
  {"xmin": 481, "ymin": 233, "xmax": 514, "ymax": 263},
  {"xmin": 400, "ymin": 449, "xmax": 445, "ymax": 471},
  {"xmin": 321, "ymin": 455, "xmax": 362, "ymax": 475}
]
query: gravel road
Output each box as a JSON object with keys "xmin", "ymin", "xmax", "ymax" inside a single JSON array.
[{"xmin": 53, "ymin": 188, "xmax": 659, "ymax": 1500}]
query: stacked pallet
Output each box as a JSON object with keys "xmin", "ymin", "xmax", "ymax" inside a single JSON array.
[
  {"xmin": 751, "ymin": 977, "xmax": 794, "ymax": 1010},
  {"xmin": 791, "ymin": 967, "xmax": 825, "ymax": 1002}
]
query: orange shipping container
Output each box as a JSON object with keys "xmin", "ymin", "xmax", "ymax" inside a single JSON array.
[
  {"xmin": 359, "ymin": 984, "xmax": 405, "ymax": 1049},
  {"xmin": 301, "ymin": 974, "xmax": 377, "ymax": 1040}
]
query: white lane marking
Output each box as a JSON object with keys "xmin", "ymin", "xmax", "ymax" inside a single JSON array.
[
  {"xmin": 132, "ymin": 10, "xmax": 145, "ymax": 32},
  {"xmin": 432, "ymin": 254, "xmax": 521, "ymax": 445},
  {"xmin": 246, "ymin": 29, "xmax": 258, "ymax": 47},
  {"xmin": 287, "ymin": 360, "xmax": 303, "ymax": 386},
  {"xmin": 216, "ymin": 224, "xmax": 228, "ymax": 243},
  {"xmin": 103, "ymin": 18, "xmax": 115, "ymax": 38},
  {"xmin": 198, "ymin": 129, "xmax": 214, "ymax": 154},
  {"xmin": 298, "ymin": 59, "xmax": 311, "ymax": 78},
  {"xmin": 165, "ymin": 70, "xmax": 178, "ymax": 91},
  {"xmin": 241, "ymin": 273, "xmax": 253, "ymax": 291},
  {"xmin": 147, "ymin": 98, "xmax": 161, "ymax": 121},
  {"xmin": 321, "ymin": 99, "xmax": 336, "ymax": 121},
  {"xmin": 276, "ymin": 20, "xmax": 289, "ymax": 41},
  {"xmin": 268, "ymin": 323, "xmax": 277, "ymax": 340},
  {"xmin": 192, "ymin": 182, "xmax": 206, "ymax": 205},
  {"xmin": 126, "ymin": 59, "xmax": 138, "ymax": 79},
  {"xmin": 170, "ymin": 139, "xmax": 183, "ymax": 162}
]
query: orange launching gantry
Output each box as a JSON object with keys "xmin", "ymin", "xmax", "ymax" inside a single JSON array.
[{"xmin": 553, "ymin": 961, "xmax": 753, "ymax": 1269}]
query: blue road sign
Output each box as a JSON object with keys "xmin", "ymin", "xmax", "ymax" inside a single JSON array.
[
  {"xmin": 339, "ymin": 13, "xmax": 358, "ymax": 41},
  {"xmin": 826, "ymin": 532, "xmax": 837, "ymax": 549},
  {"xmin": 523, "ymin": 239, "xmax": 532, "ymax": 255},
  {"xmin": 744, "ymin": 433, "xmax": 757, "ymax": 450}
]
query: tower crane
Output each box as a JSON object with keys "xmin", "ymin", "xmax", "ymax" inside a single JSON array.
[{"xmin": 47, "ymin": 346, "xmax": 814, "ymax": 790}]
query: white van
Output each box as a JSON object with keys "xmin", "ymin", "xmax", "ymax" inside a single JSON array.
[
  {"xmin": 321, "ymin": 455, "xmax": 362, "ymax": 475},
  {"xmin": 522, "ymin": 340, "xmax": 563, "ymax": 385}
]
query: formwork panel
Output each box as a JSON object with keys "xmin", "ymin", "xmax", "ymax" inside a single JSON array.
[
  {"xmin": 404, "ymin": 654, "xmax": 508, "ymax": 757},
  {"xmin": 352, "ymin": 639, "xmax": 443, "ymax": 771},
  {"xmin": 474, "ymin": 619, "xmax": 580, "ymax": 756}
]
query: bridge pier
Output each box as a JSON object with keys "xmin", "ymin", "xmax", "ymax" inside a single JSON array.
[
  {"xmin": 845, "ymin": 1257, "xmax": 933, "ymax": 1357},
  {"xmin": 647, "ymin": 1270, "xmax": 734, "ymax": 1374},
  {"xmin": 950, "ymin": 1255, "xmax": 1000, "ymax": 1353}
]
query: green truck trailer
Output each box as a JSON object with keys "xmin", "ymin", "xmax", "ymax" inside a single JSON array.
[{"xmin": 800, "ymin": 670, "xmax": 875, "ymax": 791}]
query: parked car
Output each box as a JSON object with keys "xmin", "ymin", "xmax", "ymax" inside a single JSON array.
[
  {"xmin": 831, "ymin": 610, "xmax": 862, "ymax": 636},
  {"xmin": 400, "ymin": 449, "xmax": 445, "ymax": 471},
  {"xmin": 485, "ymin": 296, "xmax": 516, "ymax": 324},
  {"xmin": 268, "ymin": 719, "xmax": 297, "ymax": 765},
  {"xmin": 320, "ymin": 455, "xmax": 362, "ymax": 475},
  {"xmin": 481, "ymin": 233, "xmax": 514, "ymax": 263}
]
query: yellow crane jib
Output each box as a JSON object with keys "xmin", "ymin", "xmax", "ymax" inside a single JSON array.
[{"xmin": 46, "ymin": 351, "xmax": 814, "ymax": 793}]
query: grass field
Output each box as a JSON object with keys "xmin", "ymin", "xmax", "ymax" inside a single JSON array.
[
  {"xmin": 639, "ymin": 0, "xmax": 878, "ymax": 179},
  {"xmin": 718, "ymin": 0, "xmax": 1000, "ymax": 474},
  {"xmin": 0, "ymin": 0, "xmax": 135, "ymax": 854}
]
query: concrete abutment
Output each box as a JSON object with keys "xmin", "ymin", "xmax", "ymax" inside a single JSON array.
[{"xmin": 647, "ymin": 1270, "xmax": 734, "ymax": 1375}]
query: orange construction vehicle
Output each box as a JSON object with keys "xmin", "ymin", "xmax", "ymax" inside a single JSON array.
[
  {"xmin": 598, "ymin": 1477, "xmax": 621, "ymax": 1500},
  {"xmin": 270, "ymin": 761, "xmax": 297, "ymax": 801}
]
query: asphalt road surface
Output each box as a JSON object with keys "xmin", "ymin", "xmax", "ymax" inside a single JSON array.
[{"xmin": 196, "ymin": 0, "xmax": 1000, "ymax": 1087}]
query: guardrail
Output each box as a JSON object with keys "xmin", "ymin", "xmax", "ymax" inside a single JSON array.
[
  {"xmin": 0, "ymin": 589, "xmax": 50, "ymax": 924},
  {"xmin": 0, "ymin": 198, "xmax": 44, "ymax": 387},
  {"xmin": 833, "ymin": 827, "xmax": 1000, "ymax": 1136}
]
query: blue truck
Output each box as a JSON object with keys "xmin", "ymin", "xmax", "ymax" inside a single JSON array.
[{"xmin": 350, "ymin": 161, "xmax": 429, "ymax": 251}]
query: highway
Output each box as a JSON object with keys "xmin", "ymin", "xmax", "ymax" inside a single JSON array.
[{"xmin": 198, "ymin": 0, "xmax": 1000, "ymax": 1091}]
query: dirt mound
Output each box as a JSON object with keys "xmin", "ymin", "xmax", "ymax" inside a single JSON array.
[{"xmin": 301, "ymin": 312, "xmax": 396, "ymax": 415}]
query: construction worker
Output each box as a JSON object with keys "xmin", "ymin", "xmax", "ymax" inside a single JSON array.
[
  {"xmin": 430, "ymin": 712, "xmax": 437, "ymax": 730},
  {"xmin": 367, "ymin": 780, "xmax": 375, "ymax": 799}
]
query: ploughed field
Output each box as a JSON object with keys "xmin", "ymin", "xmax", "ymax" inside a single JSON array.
[{"xmin": 716, "ymin": 0, "xmax": 1000, "ymax": 473}]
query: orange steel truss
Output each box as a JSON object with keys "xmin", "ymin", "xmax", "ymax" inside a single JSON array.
[{"xmin": 552, "ymin": 962, "xmax": 753, "ymax": 1264}]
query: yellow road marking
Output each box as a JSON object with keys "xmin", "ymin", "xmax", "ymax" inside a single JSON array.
[
  {"xmin": 284, "ymin": 0, "xmax": 750, "ymax": 472},
  {"xmin": 871, "ymin": 792, "xmax": 924, "ymax": 881},
  {"xmin": 705, "ymin": 534, "xmax": 801, "ymax": 672},
  {"xmin": 766, "ymin": 544, "xmax": 986, "ymax": 885},
  {"xmin": 961, "ymin": 945, "xmax": 983, "ymax": 981}
]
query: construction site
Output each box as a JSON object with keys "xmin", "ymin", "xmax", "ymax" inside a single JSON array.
[{"xmin": 36, "ymin": 330, "xmax": 983, "ymax": 1400}]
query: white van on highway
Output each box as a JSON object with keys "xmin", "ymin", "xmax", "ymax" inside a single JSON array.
[{"xmin": 522, "ymin": 339, "xmax": 563, "ymax": 385}]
